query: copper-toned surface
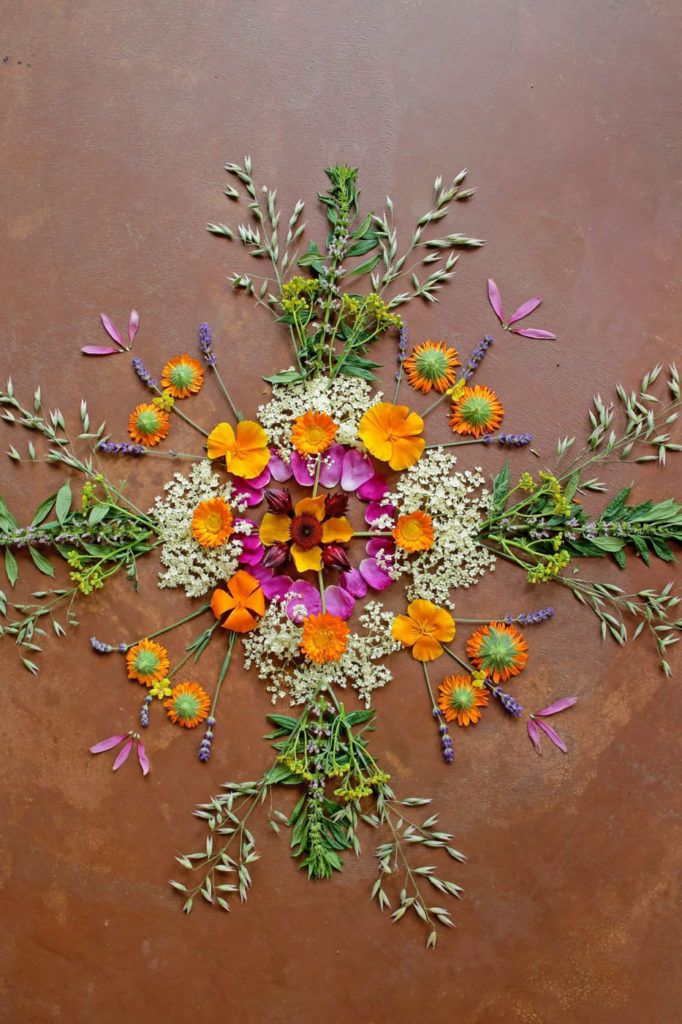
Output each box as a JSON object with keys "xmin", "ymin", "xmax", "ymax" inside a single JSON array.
[{"xmin": 2, "ymin": 2, "xmax": 681, "ymax": 1021}]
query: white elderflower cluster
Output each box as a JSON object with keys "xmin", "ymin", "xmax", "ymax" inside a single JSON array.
[
  {"xmin": 150, "ymin": 460, "xmax": 251, "ymax": 598},
  {"xmin": 257, "ymin": 373, "xmax": 382, "ymax": 460},
  {"xmin": 389, "ymin": 447, "xmax": 495, "ymax": 608},
  {"xmin": 242, "ymin": 600, "xmax": 400, "ymax": 707}
]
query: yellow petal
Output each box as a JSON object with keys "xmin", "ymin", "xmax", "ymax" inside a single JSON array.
[
  {"xmin": 291, "ymin": 544, "xmax": 322, "ymax": 572},
  {"xmin": 432, "ymin": 608, "xmax": 456, "ymax": 642},
  {"xmin": 230, "ymin": 446, "xmax": 271, "ymax": 479},
  {"xmin": 259, "ymin": 513, "xmax": 291, "ymax": 545},
  {"xmin": 235, "ymin": 419, "xmax": 269, "ymax": 452},
  {"xmin": 294, "ymin": 495, "xmax": 326, "ymax": 521},
  {"xmin": 322, "ymin": 516, "xmax": 353, "ymax": 543},
  {"xmin": 411, "ymin": 636, "xmax": 443, "ymax": 661},
  {"xmin": 207, "ymin": 422, "xmax": 235, "ymax": 460},
  {"xmin": 388, "ymin": 435, "xmax": 425, "ymax": 470},
  {"xmin": 392, "ymin": 614, "xmax": 421, "ymax": 648}
]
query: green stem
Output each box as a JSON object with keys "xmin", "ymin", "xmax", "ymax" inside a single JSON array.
[
  {"xmin": 210, "ymin": 631, "xmax": 237, "ymax": 717},
  {"xmin": 212, "ymin": 367, "xmax": 243, "ymax": 422},
  {"xmin": 116, "ymin": 603, "xmax": 212, "ymax": 651}
]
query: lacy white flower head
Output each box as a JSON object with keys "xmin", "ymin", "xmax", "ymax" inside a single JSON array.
[{"xmin": 150, "ymin": 459, "xmax": 251, "ymax": 598}]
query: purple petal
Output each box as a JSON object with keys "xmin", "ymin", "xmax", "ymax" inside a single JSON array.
[
  {"xmin": 536, "ymin": 696, "xmax": 578, "ymax": 717},
  {"xmin": 506, "ymin": 297, "xmax": 543, "ymax": 324},
  {"xmin": 112, "ymin": 738, "xmax": 134, "ymax": 770},
  {"xmin": 268, "ymin": 449, "xmax": 292, "ymax": 482},
  {"xmin": 137, "ymin": 739, "xmax": 150, "ymax": 776},
  {"xmin": 365, "ymin": 501, "xmax": 395, "ymax": 525},
  {"xmin": 527, "ymin": 719, "xmax": 543, "ymax": 754},
  {"xmin": 81, "ymin": 345, "xmax": 122, "ymax": 356},
  {"xmin": 325, "ymin": 585, "xmax": 355, "ymax": 621},
  {"xmin": 536, "ymin": 719, "xmax": 568, "ymax": 753},
  {"xmin": 341, "ymin": 449, "xmax": 375, "ymax": 492},
  {"xmin": 366, "ymin": 536, "xmax": 394, "ymax": 559},
  {"xmin": 509, "ymin": 327, "xmax": 556, "ymax": 340},
  {"xmin": 339, "ymin": 567, "xmax": 368, "ymax": 598},
  {"xmin": 128, "ymin": 309, "xmax": 140, "ymax": 345},
  {"xmin": 90, "ymin": 733, "xmax": 127, "ymax": 754},
  {"xmin": 318, "ymin": 443, "xmax": 345, "ymax": 487},
  {"xmin": 487, "ymin": 279, "xmax": 504, "ymax": 323},
  {"xmin": 262, "ymin": 573, "xmax": 293, "ymax": 600},
  {"xmin": 100, "ymin": 313, "xmax": 126, "ymax": 349},
  {"xmin": 357, "ymin": 472, "xmax": 389, "ymax": 501},
  {"xmin": 241, "ymin": 466, "xmax": 271, "ymax": 489},
  {"xmin": 232, "ymin": 480, "xmax": 265, "ymax": 507},
  {"xmin": 239, "ymin": 543, "xmax": 265, "ymax": 566},
  {"xmin": 285, "ymin": 581, "xmax": 321, "ymax": 623},
  {"xmin": 291, "ymin": 451, "xmax": 316, "ymax": 487},
  {"xmin": 359, "ymin": 557, "xmax": 393, "ymax": 591}
]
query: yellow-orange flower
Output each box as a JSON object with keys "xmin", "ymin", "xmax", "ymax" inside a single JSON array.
[
  {"xmin": 437, "ymin": 675, "xmax": 489, "ymax": 726},
  {"xmin": 391, "ymin": 599, "xmax": 455, "ymax": 661},
  {"xmin": 126, "ymin": 639, "xmax": 170, "ymax": 686},
  {"xmin": 404, "ymin": 340, "xmax": 460, "ymax": 394},
  {"xmin": 291, "ymin": 411, "xmax": 338, "ymax": 455},
  {"xmin": 191, "ymin": 497, "xmax": 234, "ymax": 548},
  {"xmin": 358, "ymin": 402, "xmax": 425, "ymax": 471},
  {"xmin": 207, "ymin": 420, "xmax": 270, "ymax": 479},
  {"xmin": 466, "ymin": 622, "xmax": 528, "ymax": 683},
  {"xmin": 301, "ymin": 612, "xmax": 349, "ymax": 663},
  {"xmin": 128, "ymin": 404, "xmax": 170, "ymax": 447},
  {"xmin": 259, "ymin": 493, "xmax": 352, "ymax": 573},
  {"xmin": 449, "ymin": 385, "xmax": 505, "ymax": 439},
  {"xmin": 211, "ymin": 570, "xmax": 265, "ymax": 633},
  {"xmin": 161, "ymin": 354, "xmax": 204, "ymax": 398},
  {"xmin": 393, "ymin": 511, "xmax": 434, "ymax": 552},
  {"xmin": 164, "ymin": 681, "xmax": 210, "ymax": 728}
]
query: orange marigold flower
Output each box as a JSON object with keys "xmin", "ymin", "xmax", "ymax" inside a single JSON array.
[
  {"xmin": 161, "ymin": 354, "xmax": 204, "ymax": 399},
  {"xmin": 164, "ymin": 681, "xmax": 210, "ymax": 728},
  {"xmin": 126, "ymin": 639, "xmax": 170, "ymax": 687},
  {"xmin": 466, "ymin": 622, "xmax": 528, "ymax": 683},
  {"xmin": 211, "ymin": 570, "xmax": 265, "ymax": 633},
  {"xmin": 437, "ymin": 675, "xmax": 489, "ymax": 726},
  {"xmin": 301, "ymin": 612, "xmax": 349, "ymax": 663},
  {"xmin": 393, "ymin": 510, "xmax": 434, "ymax": 552},
  {"xmin": 128, "ymin": 403, "xmax": 170, "ymax": 447},
  {"xmin": 404, "ymin": 340, "xmax": 460, "ymax": 394},
  {"xmin": 191, "ymin": 497, "xmax": 234, "ymax": 548},
  {"xmin": 206, "ymin": 420, "xmax": 270, "ymax": 480},
  {"xmin": 358, "ymin": 402, "xmax": 425, "ymax": 471},
  {"xmin": 449, "ymin": 385, "xmax": 504, "ymax": 439},
  {"xmin": 291, "ymin": 411, "xmax": 338, "ymax": 455},
  {"xmin": 391, "ymin": 599, "xmax": 455, "ymax": 661}
]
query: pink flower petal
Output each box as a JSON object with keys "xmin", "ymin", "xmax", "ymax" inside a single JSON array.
[
  {"xmin": 128, "ymin": 309, "xmax": 140, "ymax": 345},
  {"xmin": 357, "ymin": 472, "xmax": 389, "ymax": 501},
  {"xmin": 100, "ymin": 313, "xmax": 126, "ymax": 349},
  {"xmin": 318, "ymin": 444, "xmax": 345, "ymax": 488},
  {"xmin": 90, "ymin": 733, "xmax": 127, "ymax": 754},
  {"xmin": 341, "ymin": 449, "xmax": 375, "ymax": 492},
  {"xmin": 509, "ymin": 327, "xmax": 556, "ymax": 340},
  {"xmin": 365, "ymin": 501, "xmax": 395, "ymax": 525},
  {"xmin": 232, "ymin": 480, "xmax": 266, "ymax": 507},
  {"xmin": 81, "ymin": 345, "xmax": 123, "ymax": 356},
  {"xmin": 241, "ymin": 466, "xmax": 271, "ymax": 489},
  {"xmin": 268, "ymin": 450, "xmax": 292, "ymax": 482},
  {"xmin": 112, "ymin": 737, "xmax": 134, "ymax": 770},
  {"xmin": 359, "ymin": 557, "xmax": 393, "ymax": 591},
  {"xmin": 536, "ymin": 719, "xmax": 568, "ymax": 753},
  {"xmin": 262, "ymin": 573, "xmax": 293, "ymax": 600},
  {"xmin": 285, "ymin": 581, "xmax": 320, "ymax": 623},
  {"xmin": 339, "ymin": 567, "xmax": 368, "ymax": 598},
  {"xmin": 506, "ymin": 297, "xmax": 543, "ymax": 324},
  {"xmin": 291, "ymin": 451, "xmax": 316, "ymax": 487},
  {"xmin": 137, "ymin": 739, "xmax": 150, "ymax": 776},
  {"xmin": 487, "ymin": 279, "xmax": 504, "ymax": 323},
  {"xmin": 536, "ymin": 697, "xmax": 577, "ymax": 717},
  {"xmin": 527, "ymin": 718, "xmax": 543, "ymax": 754},
  {"xmin": 366, "ymin": 536, "xmax": 394, "ymax": 559},
  {"xmin": 325, "ymin": 585, "xmax": 355, "ymax": 621},
  {"xmin": 239, "ymin": 543, "xmax": 265, "ymax": 566}
]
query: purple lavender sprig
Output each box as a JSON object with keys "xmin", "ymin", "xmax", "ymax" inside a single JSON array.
[
  {"xmin": 198, "ymin": 322, "xmax": 217, "ymax": 367},
  {"xmin": 198, "ymin": 716, "xmax": 216, "ymax": 763},
  {"xmin": 485, "ymin": 680, "xmax": 523, "ymax": 717},
  {"xmin": 97, "ymin": 440, "xmax": 146, "ymax": 456},
  {"xmin": 90, "ymin": 636, "xmax": 114, "ymax": 654},
  {"xmin": 498, "ymin": 432, "xmax": 532, "ymax": 446},
  {"xmin": 460, "ymin": 335, "xmax": 493, "ymax": 379},
  {"xmin": 504, "ymin": 607, "xmax": 554, "ymax": 626},
  {"xmin": 432, "ymin": 707, "xmax": 454, "ymax": 763},
  {"xmin": 140, "ymin": 695, "xmax": 153, "ymax": 728},
  {"xmin": 131, "ymin": 356, "xmax": 157, "ymax": 389}
]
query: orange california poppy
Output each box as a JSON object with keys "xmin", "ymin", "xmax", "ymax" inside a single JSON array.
[
  {"xmin": 437, "ymin": 675, "xmax": 489, "ymax": 726},
  {"xmin": 393, "ymin": 511, "xmax": 434, "ymax": 552},
  {"xmin": 404, "ymin": 340, "xmax": 460, "ymax": 394},
  {"xmin": 466, "ymin": 622, "xmax": 528, "ymax": 683},
  {"xmin": 291, "ymin": 411, "xmax": 338, "ymax": 455},
  {"xmin": 391, "ymin": 599, "xmax": 455, "ymax": 661},
  {"xmin": 358, "ymin": 402, "xmax": 425, "ymax": 471},
  {"xmin": 210, "ymin": 570, "xmax": 265, "ymax": 633},
  {"xmin": 259, "ymin": 493, "xmax": 353, "ymax": 573},
  {"xmin": 191, "ymin": 497, "xmax": 234, "ymax": 547},
  {"xmin": 301, "ymin": 612, "xmax": 350, "ymax": 663},
  {"xmin": 128, "ymin": 404, "xmax": 170, "ymax": 447},
  {"xmin": 449, "ymin": 385, "xmax": 505, "ymax": 439},
  {"xmin": 126, "ymin": 639, "xmax": 170, "ymax": 686},
  {"xmin": 164, "ymin": 681, "xmax": 211, "ymax": 728},
  {"xmin": 206, "ymin": 420, "xmax": 270, "ymax": 479},
  {"xmin": 161, "ymin": 354, "xmax": 204, "ymax": 399}
]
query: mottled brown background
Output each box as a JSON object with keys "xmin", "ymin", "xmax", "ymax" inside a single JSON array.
[{"xmin": 1, "ymin": 1, "xmax": 681, "ymax": 1021}]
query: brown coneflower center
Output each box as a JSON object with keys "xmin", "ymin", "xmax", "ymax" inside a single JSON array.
[{"xmin": 290, "ymin": 512, "xmax": 323, "ymax": 550}]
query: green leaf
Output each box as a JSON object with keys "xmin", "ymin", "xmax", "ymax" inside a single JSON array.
[
  {"xmin": 28, "ymin": 547, "xmax": 55, "ymax": 577},
  {"xmin": 563, "ymin": 471, "xmax": 581, "ymax": 502},
  {"xmin": 4, "ymin": 547, "xmax": 18, "ymax": 587},
  {"xmin": 491, "ymin": 463, "xmax": 510, "ymax": 515},
  {"xmin": 650, "ymin": 538, "xmax": 676, "ymax": 563},
  {"xmin": 55, "ymin": 481, "xmax": 72, "ymax": 524},
  {"xmin": 346, "ymin": 232, "xmax": 379, "ymax": 258},
  {"xmin": 88, "ymin": 504, "xmax": 109, "ymax": 529},
  {"xmin": 0, "ymin": 494, "xmax": 18, "ymax": 529},
  {"xmin": 31, "ymin": 494, "xmax": 57, "ymax": 526},
  {"xmin": 262, "ymin": 370, "xmax": 304, "ymax": 385},
  {"xmin": 590, "ymin": 536, "xmax": 626, "ymax": 552},
  {"xmin": 348, "ymin": 253, "xmax": 382, "ymax": 277},
  {"xmin": 601, "ymin": 486, "xmax": 631, "ymax": 521}
]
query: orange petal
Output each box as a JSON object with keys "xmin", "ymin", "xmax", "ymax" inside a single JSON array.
[
  {"xmin": 225, "ymin": 607, "xmax": 257, "ymax": 633},
  {"xmin": 322, "ymin": 516, "xmax": 353, "ymax": 543},
  {"xmin": 207, "ymin": 422, "xmax": 235, "ymax": 460},
  {"xmin": 411, "ymin": 636, "xmax": 443, "ymax": 661},
  {"xmin": 210, "ymin": 588, "xmax": 232, "ymax": 620},
  {"xmin": 399, "ymin": 408, "xmax": 424, "ymax": 437},
  {"xmin": 245, "ymin": 587, "xmax": 266, "ymax": 616},
  {"xmin": 432, "ymin": 608, "xmax": 456, "ymax": 642},
  {"xmin": 388, "ymin": 435, "xmax": 425, "ymax": 470},
  {"xmin": 392, "ymin": 614, "xmax": 422, "ymax": 647},
  {"xmin": 294, "ymin": 495, "xmax": 326, "ymax": 521},
  {"xmin": 227, "ymin": 570, "xmax": 261, "ymax": 602},
  {"xmin": 259, "ymin": 513, "xmax": 292, "ymax": 545},
  {"xmin": 291, "ymin": 544, "xmax": 322, "ymax": 573},
  {"xmin": 230, "ymin": 447, "xmax": 271, "ymax": 480},
  {"xmin": 235, "ymin": 419, "xmax": 269, "ymax": 451}
]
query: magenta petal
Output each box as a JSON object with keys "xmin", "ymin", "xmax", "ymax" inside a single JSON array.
[
  {"xmin": 365, "ymin": 501, "xmax": 395, "ymax": 525},
  {"xmin": 243, "ymin": 466, "xmax": 271, "ymax": 489},
  {"xmin": 112, "ymin": 738, "xmax": 134, "ymax": 770},
  {"xmin": 357, "ymin": 472, "xmax": 389, "ymax": 501},
  {"xmin": 90, "ymin": 733, "xmax": 127, "ymax": 754},
  {"xmin": 240, "ymin": 532, "xmax": 262, "ymax": 552},
  {"xmin": 536, "ymin": 697, "xmax": 578, "ymax": 717},
  {"xmin": 487, "ymin": 279, "xmax": 504, "ymax": 323},
  {"xmin": 262, "ymin": 573, "xmax": 293, "ymax": 600},
  {"xmin": 536, "ymin": 719, "xmax": 568, "ymax": 753},
  {"xmin": 359, "ymin": 557, "xmax": 393, "ymax": 591},
  {"xmin": 510, "ymin": 327, "xmax": 556, "ymax": 340},
  {"xmin": 248, "ymin": 565, "xmax": 273, "ymax": 585},
  {"xmin": 366, "ymin": 536, "xmax": 394, "ymax": 559},
  {"xmin": 318, "ymin": 443, "xmax": 345, "ymax": 487},
  {"xmin": 527, "ymin": 719, "xmax": 543, "ymax": 754},
  {"xmin": 239, "ymin": 544, "xmax": 264, "ymax": 566},
  {"xmin": 506, "ymin": 296, "xmax": 543, "ymax": 324},
  {"xmin": 233, "ymin": 481, "xmax": 265, "ymax": 507},
  {"xmin": 137, "ymin": 740, "xmax": 150, "ymax": 776},
  {"xmin": 291, "ymin": 451, "xmax": 316, "ymax": 486},
  {"xmin": 325, "ymin": 585, "xmax": 355, "ymax": 621},
  {"xmin": 341, "ymin": 449, "xmax": 374, "ymax": 492},
  {"xmin": 286, "ymin": 581, "xmax": 321, "ymax": 623},
  {"xmin": 128, "ymin": 309, "xmax": 140, "ymax": 345},
  {"xmin": 340, "ymin": 567, "xmax": 368, "ymax": 598},
  {"xmin": 268, "ymin": 449, "xmax": 292, "ymax": 482},
  {"xmin": 81, "ymin": 345, "xmax": 122, "ymax": 356},
  {"xmin": 100, "ymin": 313, "xmax": 126, "ymax": 349}
]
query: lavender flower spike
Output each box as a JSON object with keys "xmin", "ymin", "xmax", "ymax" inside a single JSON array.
[
  {"xmin": 198, "ymin": 322, "xmax": 217, "ymax": 367},
  {"xmin": 97, "ymin": 440, "xmax": 146, "ymax": 456},
  {"xmin": 131, "ymin": 356, "xmax": 157, "ymax": 389}
]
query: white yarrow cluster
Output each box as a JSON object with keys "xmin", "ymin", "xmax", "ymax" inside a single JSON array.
[{"xmin": 150, "ymin": 460, "xmax": 250, "ymax": 598}]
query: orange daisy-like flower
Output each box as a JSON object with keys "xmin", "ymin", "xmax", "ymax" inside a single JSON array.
[
  {"xmin": 164, "ymin": 681, "xmax": 210, "ymax": 728},
  {"xmin": 191, "ymin": 497, "xmax": 234, "ymax": 548},
  {"xmin": 437, "ymin": 675, "xmax": 489, "ymax": 726},
  {"xmin": 449, "ymin": 385, "xmax": 505, "ymax": 439},
  {"xmin": 358, "ymin": 402, "xmax": 425, "ymax": 471},
  {"xmin": 391, "ymin": 599, "xmax": 456, "ymax": 661},
  {"xmin": 207, "ymin": 420, "xmax": 270, "ymax": 480},
  {"xmin": 126, "ymin": 639, "xmax": 170, "ymax": 687},
  {"xmin": 301, "ymin": 612, "xmax": 349, "ymax": 663},
  {"xmin": 393, "ymin": 511, "xmax": 434, "ymax": 552},
  {"xmin": 466, "ymin": 622, "xmax": 528, "ymax": 683},
  {"xmin": 211, "ymin": 570, "xmax": 265, "ymax": 633},
  {"xmin": 128, "ymin": 404, "xmax": 170, "ymax": 447},
  {"xmin": 404, "ymin": 340, "xmax": 460, "ymax": 394},
  {"xmin": 291, "ymin": 411, "xmax": 338, "ymax": 455},
  {"xmin": 259, "ymin": 492, "xmax": 353, "ymax": 573},
  {"xmin": 160, "ymin": 354, "xmax": 204, "ymax": 399}
]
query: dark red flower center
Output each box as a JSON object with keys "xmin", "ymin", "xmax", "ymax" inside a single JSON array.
[{"xmin": 290, "ymin": 512, "xmax": 323, "ymax": 550}]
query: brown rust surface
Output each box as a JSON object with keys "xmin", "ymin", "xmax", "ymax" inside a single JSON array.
[{"xmin": 1, "ymin": 2, "xmax": 681, "ymax": 1021}]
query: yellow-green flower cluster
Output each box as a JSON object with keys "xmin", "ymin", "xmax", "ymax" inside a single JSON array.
[
  {"xmin": 69, "ymin": 565, "xmax": 106, "ymax": 594},
  {"xmin": 149, "ymin": 678, "xmax": 173, "ymax": 700},
  {"xmin": 518, "ymin": 471, "xmax": 537, "ymax": 493},
  {"xmin": 539, "ymin": 472, "xmax": 572, "ymax": 516},
  {"xmin": 153, "ymin": 389, "xmax": 175, "ymax": 411},
  {"xmin": 280, "ymin": 276, "xmax": 319, "ymax": 315},
  {"xmin": 527, "ymin": 548, "xmax": 571, "ymax": 583}
]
